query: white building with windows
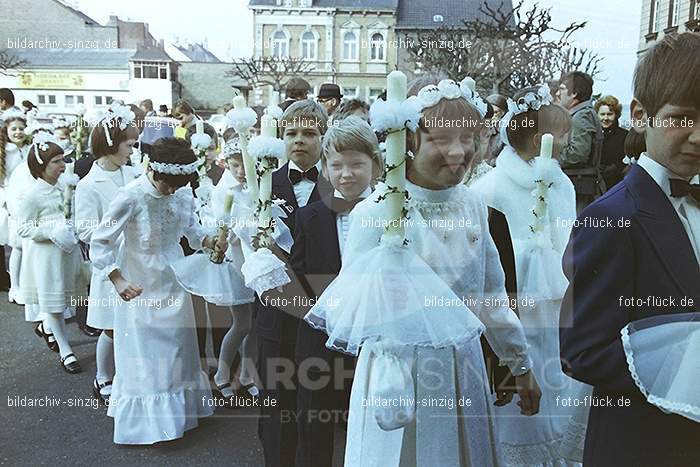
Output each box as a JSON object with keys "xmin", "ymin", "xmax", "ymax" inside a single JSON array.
[
  {"xmin": 248, "ymin": 0, "xmax": 398, "ymax": 103},
  {"xmin": 0, "ymin": 47, "xmax": 176, "ymax": 114},
  {"xmin": 639, "ymin": 0, "xmax": 700, "ymax": 54}
]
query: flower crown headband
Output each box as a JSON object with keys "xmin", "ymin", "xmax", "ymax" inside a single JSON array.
[
  {"xmin": 499, "ymin": 84, "xmax": 553, "ymax": 147},
  {"xmin": 220, "ymin": 137, "xmax": 243, "ymax": 160},
  {"xmin": 369, "ymin": 76, "xmax": 488, "ymax": 134},
  {"xmin": 31, "ymin": 130, "xmax": 61, "ymax": 165},
  {"xmin": 100, "ymin": 102, "xmax": 136, "ymax": 146},
  {"xmin": 1, "ymin": 107, "xmax": 26, "ymax": 123},
  {"xmin": 149, "ymin": 160, "xmax": 199, "ymax": 175}
]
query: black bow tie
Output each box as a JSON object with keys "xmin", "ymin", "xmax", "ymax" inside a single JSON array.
[
  {"xmin": 669, "ymin": 178, "xmax": 700, "ymax": 202},
  {"xmin": 330, "ymin": 197, "xmax": 363, "ymax": 213},
  {"xmin": 289, "ymin": 167, "xmax": 319, "ymax": 185}
]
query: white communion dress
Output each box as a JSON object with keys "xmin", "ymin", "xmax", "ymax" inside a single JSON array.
[
  {"xmin": 16, "ymin": 177, "xmax": 84, "ymax": 315},
  {"xmin": 471, "ymin": 146, "xmax": 590, "ymax": 466},
  {"xmin": 308, "ymin": 180, "xmax": 534, "ymax": 467},
  {"xmin": 90, "ymin": 174, "xmax": 213, "ymax": 445},
  {"xmin": 75, "ymin": 162, "xmax": 139, "ymax": 330},
  {"xmin": 0, "ymin": 143, "xmax": 28, "ymax": 245}
]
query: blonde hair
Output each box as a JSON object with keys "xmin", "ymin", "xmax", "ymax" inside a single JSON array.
[
  {"xmin": 321, "ymin": 116, "xmax": 384, "ymax": 179},
  {"xmin": 280, "ymin": 99, "xmax": 328, "ymax": 135}
]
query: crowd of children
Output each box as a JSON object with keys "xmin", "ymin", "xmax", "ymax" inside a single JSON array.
[{"xmin": 1, "ymin": 31, "xmax": 698, "ymax": 467}]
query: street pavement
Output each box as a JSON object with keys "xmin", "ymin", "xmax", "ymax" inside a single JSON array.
[{"xmin": 0, "ymin": 294, "xmax": 264, "ymax": 466}]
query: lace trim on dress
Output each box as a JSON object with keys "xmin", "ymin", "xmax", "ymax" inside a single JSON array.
[{"xmin": 620, "ymin": 326, "xmax": 700, "ymax": 417}]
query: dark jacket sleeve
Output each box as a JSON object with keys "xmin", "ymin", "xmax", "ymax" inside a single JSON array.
[
  {"xmin": 483, "ymin": 208, "xmax": 519, "ymax": 393},
  {"xmin": 559, "ymin": 201, "xmax": 637, "ymax": 392}
]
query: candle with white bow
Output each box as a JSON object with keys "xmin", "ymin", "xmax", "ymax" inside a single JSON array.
[
  {"xmin": 232, "ymin": 96, "xmax": 259, "ymax": 201},
  {"xmin": 196, "ymin": 118, "xmax": 204, "ymax": 135},
  {"xmin": 257, "ymin": 114, "xmax": 277, "ymax": 245},
  {"xmin": 384, "ymin": 70, "xmax": 408, "ymax": 238}
]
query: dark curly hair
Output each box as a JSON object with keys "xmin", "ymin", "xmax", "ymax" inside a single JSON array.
[{"xmin": 150, "ymin": 137, "xmax": 197, "ymax": 188}]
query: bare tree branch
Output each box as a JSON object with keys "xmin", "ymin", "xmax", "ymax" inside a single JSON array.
[
  {"xmin": 403, "ymin": 0, "xmax": 602, "ymax": 95},
  {"xmin": 227, "ymin": 56, "xmax": 315, "ymax": 92},
  {"xmin": 0, "ymin": 50, "xmax": 28, "ymax": 76}
]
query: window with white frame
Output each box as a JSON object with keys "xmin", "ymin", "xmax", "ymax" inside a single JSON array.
[
  {"xmin": 300, "ymin": 0, "xmax": 312, "ymax": 6},
  {"xmin": 94, "ymin": 96, "xmax": 113, "ymax": 106},
  {"xmin": 369, "ymin": 88, "xmax": 383, "ymax": 103},
  {"xmin": 133, "ymin": 61, "xmax": 168, "ymax": 79},
  {"xmin": 649, "ymin": 0, "xmax": 659, "ymax": 32},
  {"xmin": 654, "ymin": 0, "xmax": 662, "ymax": 32},
  {"xmin": 370, "ymin": 33, "xmax": 385, "ymax": 61},
  {"xmin": 695, "ymin": 0, "xmax": 700, "ymax": 20},
  {"xmin": 342, "ymin": 31, "xmax": 358, "ymax": 61},
  {"xmin": 64, "ymin": 95, "xmax": 84, "ymax": 106},
  {"xmin": 343, "ymin": 86, "xmax": 357, "ymax": 98},
  {"xmin": 671, "ymin": 0, "xmax": 680, "ymax": 26},
  {"xmin": 38, "ymin": 95, "xmax": 57, "ymax": 105},
  {"xmin": 272, "ymin": 30, "xmax": 289, "ymax": 59},
  {"xmin": 301, "ymin": 30, "xmax": 317, "ymax": 60}
]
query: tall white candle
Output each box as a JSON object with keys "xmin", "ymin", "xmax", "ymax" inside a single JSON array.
[
  {"xmin": 539, "ymin": 133, "xmax": 553, "ymax": 159},
  {"xmin": 463, "ymin": 77, "xmax": 476, "ymax": 92},
  {"xmin": 385, "ymin": 70, "xmax": 407, "ymax": 238},
  {"xmin": 233, "ymin": 96, "xmax": 259, "ymax": 201},
  {"xmin": 258, "ymin": 115, "xmax": 278, "ymax": 242},
  {"xmin": 270, "ymin": 91, "xmax": 280, "ymax": 108},
  {"xmin": 195, "ymin": 118, "xmax": 204, "ymax": 135}
]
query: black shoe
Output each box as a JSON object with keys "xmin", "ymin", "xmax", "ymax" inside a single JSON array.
[
  {"xmin": 92, "ymin": 379, "xmax": 112, "ymax": 405},
  {"xmin": 79, "ymin": 324, "xmax": 101, "ymax": 338},
  {"xmin": 34, "ymin": 323, "xmax": 59, "ymax": 353},
  {"xmin": 60, "ymin": 353, "xmax": 82, "ymax": 374},
  {"xmin": 213, "ymin": 382, "xmax": 235, "ymax": 408},
  {"xmin": 236, "ymin": 383, "xmax": 260, "ymax": 404}
]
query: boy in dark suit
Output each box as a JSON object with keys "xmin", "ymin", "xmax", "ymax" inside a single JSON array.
[
  {"xmin": 291, "ymin": 116, "xmax": 383, "ymax": 467},
  {"xmin": 560, "ymin": 32, "xmax": 700, "ymax": 466},
  {"xmin": 256, "ymin": 100, "xmax": 332, "ymax": 467}
]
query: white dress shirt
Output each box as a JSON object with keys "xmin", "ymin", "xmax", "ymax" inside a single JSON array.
[
  {"xmin": 637, "ymin": 154, "xmax": 700, "ymax": 263},
  {"xmin": 288, "ymin": 159, "xmax": 322, "ymax": 208},
  {"xmin": 335, "ymin": 187, "xmax": 372, "ymax": 258}
]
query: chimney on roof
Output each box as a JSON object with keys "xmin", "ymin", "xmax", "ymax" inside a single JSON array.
[
  {"xmin": 107, "ymin": 15, "xmax": 119, "ymax": 26},
  {"xmin": 159, "ymin": 39, "xmax": 165, "ymax": 50}
]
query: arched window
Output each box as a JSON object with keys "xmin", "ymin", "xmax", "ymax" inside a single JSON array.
[
  {"xmin": 272, "ymin": 30, "xmax": 288, "ymax": 59},
  {"xmin": 342, "ymin": 31, "xmax": 358, "ymax": 60},
  {"xmin": 301, "ymin": 31, "xmax": 316, "ymax": 60},
  {"xmin": 370, "ymin": 33, "xmax": 385, "ymax": 61}
]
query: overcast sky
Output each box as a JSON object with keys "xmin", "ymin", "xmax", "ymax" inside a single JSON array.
[{"xmin": 74, "ymin": 0, "xmax": 641, "ymax": 105}]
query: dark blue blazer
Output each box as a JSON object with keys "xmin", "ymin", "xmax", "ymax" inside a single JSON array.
[
  {"xmin": 560, "ymin": 164, "xmax": 700, "ymax": 466},
  {"xmin": 289, "ymin": 197, "xmax": 346, "ymax": 364},
  {"xmin": 254, "ymin": 162, "xmax": 332, "ymax": 343}
]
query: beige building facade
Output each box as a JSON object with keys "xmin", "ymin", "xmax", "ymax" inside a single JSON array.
[{"xmin": 638, "ymin": 0, "xmax": 700, "ymax": 54}]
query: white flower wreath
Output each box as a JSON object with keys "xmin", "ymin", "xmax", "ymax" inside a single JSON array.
[
  {"xmin": 220, "ymin": 137, "xmax": 243, "ymax": 160},
  {"xmin": 369, "ymin": 76, "xmax": 489, "ymax": 134},
  {"xmin": 100, "ymin": 102, "xmax": 136, "ymax": 146},
  {"xmin": 1, "ymin": 107, "xmax": 26, "ymax": 121},
  {"xmin": 30, "ymin": 130, "xmax": 61, "ymax": 165},
  {"xmin": 500, "ymin": 84, "xmax": 554, "ymax": 147},
  {"xmin": 149, "ymin": 160, "xmax": 200, "ymax": 175}
]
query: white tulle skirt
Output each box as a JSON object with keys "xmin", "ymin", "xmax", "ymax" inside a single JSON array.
[
  {"xmin": 304, "ymin": 236, "xmax": 485, "ymax": 356},
  {"xmin": 621, "ymin": 312, "xmax": 700, "ymax": 423},
  {"xmin": 170, "ymin": 252, "xmax": 254, "ymax": 306}
]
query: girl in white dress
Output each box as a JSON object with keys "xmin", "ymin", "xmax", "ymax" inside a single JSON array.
[
  {"xmin": 75, "ymin": 103, "xmax": 140, "ymax": 403},
  {"xmin": 16, "ymin": 131, "xmax": 84, "ymax": 373},
  {"xmin": 307, "ymin": 78, "xmax": 542, "ymax": 466},
  {"xmin": 1, "ymin": 108, "xmax": 29, "ymax": 302},
  {"xmin": 210, "ymin": 137, "xmax": 258, "ymax": 402},
  {"xmin": 471, "ymin": 85, "xmax": 588, "ymax": 466},
  {"xmin": 90, "ymin": 137, "xmax": 227, "ymax": 445}
]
